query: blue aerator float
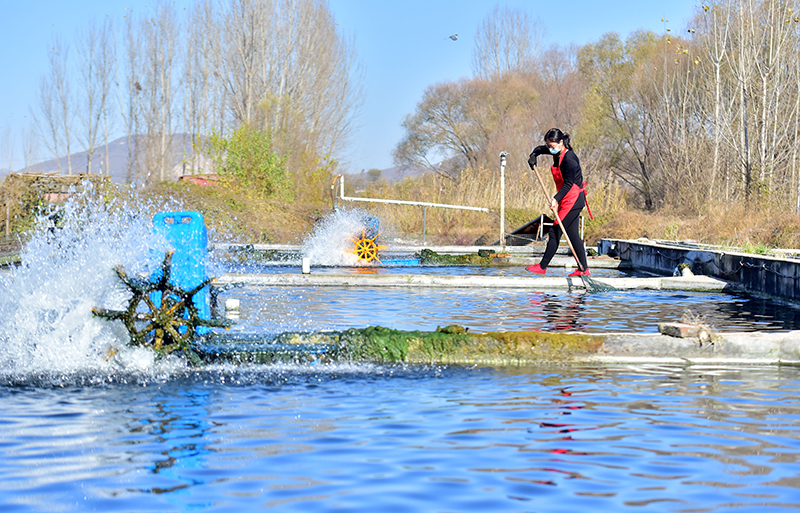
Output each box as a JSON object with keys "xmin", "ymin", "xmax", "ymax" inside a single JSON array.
[
  {"xmin": 151, "ymin": 211, "xmax": 211, "ymax": 329},
  {"xmin": 92, "ymin": 211, "xmax": 228, "ymax": 365}
]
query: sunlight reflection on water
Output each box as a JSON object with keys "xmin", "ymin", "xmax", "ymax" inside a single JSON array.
[
  {"xmin": 2, "ymin": 364, "xmax": 800, "ymax": 512},
  {"xmin": 216, "ymin": 285, "xmax": 800, "ymax": 336}
]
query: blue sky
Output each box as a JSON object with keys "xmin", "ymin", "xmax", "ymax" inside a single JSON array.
[{"xmin": 0, "ymin": 0, "xmax": 699, "ymax": 173}]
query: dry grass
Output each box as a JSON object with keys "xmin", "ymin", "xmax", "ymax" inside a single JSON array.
[
  {"xmin": 6, "ymin": 171, "xmax": 800, "ymax": 252},
  {"xmin": 349, "ymin": 174, "xmax": 800, "ymax": 251},
  {"xmin": 143, "ymin": 182, "xmax": 326, "ymax": 243}
]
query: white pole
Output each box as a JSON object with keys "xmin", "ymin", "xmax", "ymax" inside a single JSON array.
[{"xmin": 499, "ymin": 152, "xmax": 508, "ymax": 248}]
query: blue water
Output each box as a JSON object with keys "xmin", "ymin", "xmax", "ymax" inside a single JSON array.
[
  {"xmin": 212, "ymin": 261, "xmax": 800, "ymax": 334},
  {"xmin": 217, "ymin": 286, "xmax": 800, "ymax": 336},
  {"xmin": 3, "ymin": 364, "xmax": 800, "ymax": 512}
]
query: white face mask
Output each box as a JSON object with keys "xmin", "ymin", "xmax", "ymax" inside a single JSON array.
[{"xmin": 548, "ymin": 145, "xmax": 561, "ymax": 155}]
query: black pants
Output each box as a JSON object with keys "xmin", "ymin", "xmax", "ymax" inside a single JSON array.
[{"xmin": 539, "ymin": 194, "xmax": 588, "ymax": 270}]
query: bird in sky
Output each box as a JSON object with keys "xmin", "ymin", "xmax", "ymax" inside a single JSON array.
[{"xmin": 448, "ymin": 34, "xmax": 458, "ymax": 41}]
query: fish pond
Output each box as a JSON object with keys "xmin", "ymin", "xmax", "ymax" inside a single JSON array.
[{"xmin": 2, "ymin": 201, "xmax": 800, "ymax": 512}]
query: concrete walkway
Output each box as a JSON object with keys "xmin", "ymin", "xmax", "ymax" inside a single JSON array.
[
  {"xmin": 596, "ymin": 330, "xmax": 800, "ymax": 365},
  {"xmin": 214, "ymin": 272, "xmax": 736, "ymax": 292}
]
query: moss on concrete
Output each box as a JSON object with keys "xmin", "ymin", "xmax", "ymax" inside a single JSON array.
[
  {"xmin": 0, "ymin": 253, "xmax": 20, "ymax": 268},
  {"xmin": 416, "ymin": 248, "xmax": 495, "ymax": 266},
  {"xmin": 233, "ymin": 325, "xmax": 607, "ymax": 366},
  {"xmin": 199, "ymin": 326, "xmax": 800, "ymax": 366}
]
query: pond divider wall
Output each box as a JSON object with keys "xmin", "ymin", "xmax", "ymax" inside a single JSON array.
[
  {"xmin": 201, "ymin": 327, "xmax": 800, "ymax": 366},
  {"xmin": 213, "ymin": 272, "xmax": 730, "ymax": 292},
  {"xmin": 599, "ymin": 239, "xmax": 800, "ymax": 303}
]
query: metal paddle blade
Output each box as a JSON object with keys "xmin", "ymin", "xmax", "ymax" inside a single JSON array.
[{"xmin": 581, "ymin": 274, "xmax": 617, "ymax": 293}]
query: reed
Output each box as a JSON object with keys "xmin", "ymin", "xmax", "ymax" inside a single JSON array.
[{"xmin": 359, "ymin": 166, "xmax": 633, "ymax": 245}]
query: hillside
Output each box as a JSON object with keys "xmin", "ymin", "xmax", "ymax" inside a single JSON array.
[
  {"xmin": 12, "ymin": 134, "xmax": 200, "ymax": 184},
  {"xmin": 4, "ymin": 136, "xmax": 423, "ymax": 187}
]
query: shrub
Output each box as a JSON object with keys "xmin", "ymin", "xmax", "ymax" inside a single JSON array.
[{"xmin": 206, "ymin": 125, "xmax": 292, "ymax": 201}]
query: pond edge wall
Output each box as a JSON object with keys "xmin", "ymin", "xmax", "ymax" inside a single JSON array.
[{"xmin": 599, "ymin": 239, "xmax": 800, "ymax": 302}]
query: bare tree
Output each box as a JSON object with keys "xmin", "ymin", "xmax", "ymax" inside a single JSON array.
[
  {"xmin": 33, "ymin": 73, "xmax": 60, "ymax": 172},
  {"xmin": 140, "ymin": 2, "xmax": 180, "ymax": 183},
  {"xmin": 791, "ymin": 7, "xmax": 800, "ymax": 212},
  {"xmin": 694, "ymin": 1, "xmax": 733, "ymax": 196},
  {"xmin": 578, "ymin": 31, "xmax": 665, "ymax": 209},
  {"xmin": 213, "ymin": 0, "xmax": 362, "ymax": 163},
  {"xmin": 394, "ymin": 75, "xmax": 540, "ymax": 178},
  {"xmin": 270, "ymin": 0, "xmax": 363, "ymax": 159},
  {"xmin": 21, "ymin": 124, "xmax": 39, "ymax": 172},
  {"xmin": 1, "ymin": 127, "xmax": 14, "ymax": 173},
  {"xmin": 34, "ymin": 36, "xmax": 74, "ymax": 174},
  {"xmin": 217, "ymin": 0, "xmax": 270, "ymax": 126},
  {"xmin": 76, "ymin": 17, "xmax": 114, "ymax": 174},
  {"xmin": 98, "ymin": 17, "xmax": 116, "ymax": 177},
  {"xmin": 183, "ymin": 0, "xmax": 219, "ymax": 172},
  {"xmin": 118, "ymin": 11, "xmax": 144, "ymax": 184},
  {"xmin": 34, "ymin": 0, "xmax": 361, "ymax": 187},
  {"xmin": 472, "ymin": 4, "xmax": 545, "ymax": 79},
  {"xmin": 749, "ymin": 0, "xmax": 795, "ymax": 189},
  {"xmin": 394, "ymin": 79, "xmax": 487, "ymax": 177}
]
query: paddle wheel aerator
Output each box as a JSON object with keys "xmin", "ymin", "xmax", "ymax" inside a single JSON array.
[
  {"xmin": 350, "ymin": 228, "xmax": 387, "ymax": 264},
  {"xmin": 92, "ymin": 251, "xmax": 228, "ymax": 365}
]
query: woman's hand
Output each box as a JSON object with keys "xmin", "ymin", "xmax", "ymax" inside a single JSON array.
[
  {"xmin": 527, "ymin": 145, "xmax": 548, "ymax": 169},
  {"xmin": 550, "ymin": 198, "xmax": 558, "ymax": 211}
]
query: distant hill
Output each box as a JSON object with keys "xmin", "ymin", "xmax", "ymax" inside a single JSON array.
[
  {"xmin": 377, "ymin": 164, "xmax": 426, "ymax": 182},
  {"xmin": 9, "ymin": 134, "xmax": 202, "ymax": 184},
  {"xmin": 345, "ymin": 164, "xmax": 427, "ymax": 187},
  {"xmin": 3, "ymin": 137, "xmax": 432, "ymax": 186}
]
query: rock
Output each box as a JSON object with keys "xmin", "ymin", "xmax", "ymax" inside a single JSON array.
[{"xmin": 658, "ymin": 322, "xmax": 702, "ymax": 338}]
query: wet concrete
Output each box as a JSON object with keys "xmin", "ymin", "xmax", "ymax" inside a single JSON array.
[
  {"xmin": 214, "ymin": 272, "xmax": 734, "ymax": 292},
  {"xmin": 596, "ymin": 330, "xmax": 800, "ymax": 365}
]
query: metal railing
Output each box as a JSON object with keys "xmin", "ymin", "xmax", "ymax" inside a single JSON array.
[{"xmin": 333, "ymin": 174, "xmax": 491, "ymax": 245}]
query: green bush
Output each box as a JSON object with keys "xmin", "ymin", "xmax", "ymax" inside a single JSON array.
[{"xmin": 207, "ymin": 125, "xmax": 292, "ymax": 201}]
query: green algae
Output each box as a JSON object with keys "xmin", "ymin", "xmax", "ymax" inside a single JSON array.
[
  {"xmin": 215, "ymin": 325, "xmax": 605, "ymax": 366},
  {"xmin": 198, "ymin": 326, "xmax": 606, "ymax": 366},
  {"xmin": 416, "ymin": 248, "xmax": 496, "ymax": 266},
  {"xmin": 0, "ymin": 253, "xmax": 21, "ymax": 268}
]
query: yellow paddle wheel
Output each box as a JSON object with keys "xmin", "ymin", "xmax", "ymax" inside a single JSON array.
[{"xmin": 349, "ymin": 228, "xmax": 387, "ymax": 264}]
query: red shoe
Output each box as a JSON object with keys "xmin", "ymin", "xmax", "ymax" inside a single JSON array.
[
  {"xmin": 526, "ymin": 264, "xmax": 546, "ymax": 275},
  {"xmin": 568, "ymin": 268, "xmax": 591, "ymax": 277}
]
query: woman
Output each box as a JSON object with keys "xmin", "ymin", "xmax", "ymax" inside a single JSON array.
[{"xmin": 525, "ymin": 128, "xmax": 591, "ymax": 277}]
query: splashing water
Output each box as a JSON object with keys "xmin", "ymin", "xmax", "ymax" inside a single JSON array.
[
  {"xmin": 0, "ymin": 185, "xmax": 188, "ymax": 382},
  {"xmin": 301, "ymin": 208, "xmax": 378, "ymax": 266}
]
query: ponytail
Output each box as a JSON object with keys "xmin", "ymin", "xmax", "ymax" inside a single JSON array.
[
  {"xmin": 562, "ymin": 133, "xmax": 573, "ymax": 151},
  {"xmin": 544, "ymin": 128, "xmax": 574, "ymax": 151}
]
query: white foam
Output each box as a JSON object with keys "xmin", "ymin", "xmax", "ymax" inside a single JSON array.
[
  {"xmin": 0, "ymin": 184, "xmax": 181, "ymax": 380},
  {"xmin": 301, "ymin": 208, "xmax": 375, "ymax": 267}
]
